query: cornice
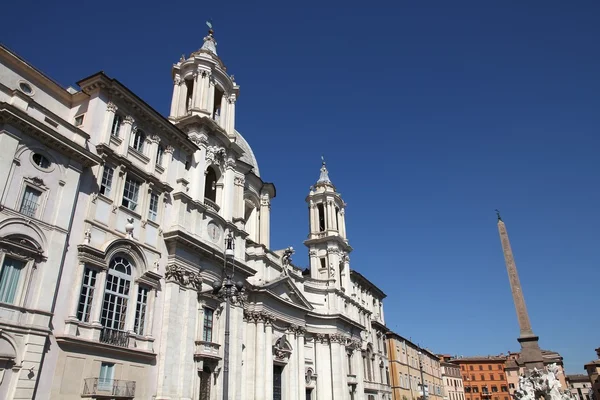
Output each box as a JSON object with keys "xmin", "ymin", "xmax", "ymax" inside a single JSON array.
[
  {"xmin": 55, "ymin": 335, "xmax": 156, "ymax": 362},
  {"xmin": 0, "ymin": 103, "xmax": 101, "ymax": 167},
  {"xmin": 75, "ymin": 72, "xmax": 196, "ymax": 154}
]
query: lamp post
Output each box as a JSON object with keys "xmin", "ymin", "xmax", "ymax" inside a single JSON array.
[
  {"xmin": 212, "ymin": 232, "xmax": 244, "ymax": 400},
  {"xmin": 418, "ymin": 351, "xmax": 428, "ymax": 400}
]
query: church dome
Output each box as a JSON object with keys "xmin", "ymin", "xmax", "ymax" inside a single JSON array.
[{"xmin": 235, "ymin": 129, "xmax": 260, "ymax": 177}]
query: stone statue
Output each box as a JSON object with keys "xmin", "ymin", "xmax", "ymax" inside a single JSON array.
[
  {"xmin": 514, "ymin": 364, "xmax": 574, "ymax": 400},
  {"xmin": 282, "ymin": 247, "xmax": 294, "ymax": 266},
  {"xmin": 125, "ymin": 217, "xmax": 135, "ymax": 239}
]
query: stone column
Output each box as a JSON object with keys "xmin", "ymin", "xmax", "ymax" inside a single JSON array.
[
  {"xmin": 119, "ymin": 116, "xmax": 134, "ymax": 154},
  {"xmin": 146, "ymin": 135, "xmax": 160, "ymax": 174},
  {"xmin": 207, "ymin": 79, "xmax": 215, "ymax": 118},
  {"xmin": 226, "ymin": 94, "xmax": 236, "ymax": 135},
  {"xmin": 286, "ymin": 329, "xmax": 297, "ymax": 400},
  {"xmin": 190, "ymin": 146, "xmax": 205, "ymax": 202},
  {"xmin": 297, "ymin": 328, "xmax": 306, "ymax": 400},
  {"xmin": 192, "ymin": 70, "xmax": 201, "ymax": 109},
  {"xmin": 218, "ymin": 93, "xmax": 228, "ymax": 130},
  {"xmin": 233, "ymin": 175, "xmax": 245, "ymax": 221},
  {"xmin": 222, "ymin": 157, "xmax": 236, "ymax": 221},
  {"xmin": 243, "ymin": 312, "xmax": 256, "ymax": 399},
  {"xmin": 198, "ymin": 70, "xmax": 211, "ymax": 112},
  {"xmin": 264, "ymin": 316, "xmax": 274, "ymax": 399},
  {"xmin": 254, "ymin": 316, "xmax": 266, "ymax": 400},
  {"xmin": 101, "ymin": 102, "xmax": 118, "ymax": 144},
  {"xmin": 89, "ymin": 269, "xmax": 107, "ymax": 340},
  {"xmin": 339, "ymin": 208, "xmax": 347, "ymax": 238},
  {"xmin": 177, "ymin": 79, "xmax": 188, "ymax": 116},
  {"xmin": 331, "ymin": 335, "xmax": 348, "ymax": 399},
  {"xmin": 259, "ymin": 192, "xmax": 271, "ymax": 248},
  {"xmin": 170, "ymin": 76, "xmax": 181, "ymax": 117},
  {"xmin": 315, "ymin": 334, "xmax": 332, "ymax": 399}
]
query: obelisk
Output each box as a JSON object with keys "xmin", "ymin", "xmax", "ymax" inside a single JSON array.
[{"xmin": 496, "ymin": 211, "xmax": 544, "ymax": 370}]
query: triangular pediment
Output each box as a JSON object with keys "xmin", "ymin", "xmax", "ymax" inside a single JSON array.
[{"xmin": 257, "ymin": 276, "xmax": 313, "ymax": 311}]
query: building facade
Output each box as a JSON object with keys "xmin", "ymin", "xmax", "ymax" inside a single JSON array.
[
  {"xmin": 450, "ymin": 356, "xmax": 510, "ymax": 400},
  {"xmin": 503, "ymin": 349, "xmax": 568, "ymax": 400},
  {"xmin": 441, "ymin": 361, "xmax": 465, "ymax": 400},
  {"xmin": 566, "ymin": 375, "xmax": 593, "ymax": 400},
  {"xmin": 0, "ymin": 26, "xmax": 391, "ymax": 400},
  {"xmin": 584, "ymin": 348, "xmax": 600, "ymax": 400},
  {"xmin": 0, "ymin": 46, "xmax": 101, "ymax": 398},
  {"xmin": 386, "ymin": 332, "xmax": 444, "ymax": 400}
]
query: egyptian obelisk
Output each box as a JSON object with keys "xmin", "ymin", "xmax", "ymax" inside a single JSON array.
[{"xmin": 496, "ymin": 211, "xmax": 544, "ymax": 370}]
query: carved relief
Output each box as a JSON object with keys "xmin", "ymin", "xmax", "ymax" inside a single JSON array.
[
  {"xmin": 165, "ymin": 264, "xmax": 203, "ymax": 291},
  {"xmin": 234, "ymin": 176, "xmax": 245, "ymax": 187},
  {"xmin": 273, "ymin": 336, "xmax": 293, "ymax": 362},
  {"xmin": 205, "ymin": 145, "xmax": 226, "ymax": 166}
]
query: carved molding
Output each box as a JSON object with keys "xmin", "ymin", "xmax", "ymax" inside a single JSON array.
[
  {"xmin": 234, "ymin": 176, "xmax": 245, "ymax": 187},
  {"xmin": 124, "ymin": 115, "xmax": 134, "ymax": 125},
  {"xmin": 205, "ymin": 145, "xmax": 226, "ymax": 166},
  {"xmin": 165, "ymin": 145, "xmax": 175, "ymax": 154},
  {"xmin": 165, "ymin": 264, "xmax": 203, "ymax": 291},
  {"xmin": 106, "ymin": 102, "xmax": 118, "ymax": 113}
]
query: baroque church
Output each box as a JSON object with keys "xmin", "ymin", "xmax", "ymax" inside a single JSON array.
[{"xmin": 0, "ymin": 27, "xmax": 391, "ymax": 400}]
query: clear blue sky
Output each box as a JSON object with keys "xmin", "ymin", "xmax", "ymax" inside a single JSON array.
[{"xmin": 4, "ymin": 0, "xmax": 598, "ymax": 374}]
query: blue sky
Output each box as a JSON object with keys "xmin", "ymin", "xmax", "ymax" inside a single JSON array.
[{"xmin": 3, "ymin": 0, "xmax": 598, "ymax": 373}]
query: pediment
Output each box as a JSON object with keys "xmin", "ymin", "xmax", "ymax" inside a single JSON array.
[{"xmin": 259, "ymin": 276, "xmax": 313, "ymax": 311}]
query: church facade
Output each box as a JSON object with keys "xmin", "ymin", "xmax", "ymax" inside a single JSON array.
[{"xmin": 0, "ymin": 28, "xmax": 391, "ymax": 400}]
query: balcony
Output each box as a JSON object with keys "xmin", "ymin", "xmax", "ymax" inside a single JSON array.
[
  {"xmin": 204, "ymin": 198, "xmax": 220, "ymax": 213},
  {"xmin": 100, "ymin": 328, "xmax": 129, "ymax": 348},
  {"xmin": 195, "ymin": 340, "xmax": 221, "ymax": 360},
  {"xmin": 82, "ymin": 378, "xmax": 136, "ymax": 398}
]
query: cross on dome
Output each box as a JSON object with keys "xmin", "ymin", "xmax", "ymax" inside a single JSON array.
[{"xmin": 200, "ymin": 21, "xmax": 218, "ymax": 56}]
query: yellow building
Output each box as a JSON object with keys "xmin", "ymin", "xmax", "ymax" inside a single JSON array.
[
  {"xmin": 387, "ymin": 332, "xmax": 444, "ymax": 400},
  {"xmin": 584, "ymin": 348, "xmax": 600, "ymax": 400}
]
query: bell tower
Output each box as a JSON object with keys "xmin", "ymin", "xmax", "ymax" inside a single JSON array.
[
  {"xmin": 168, "ymin": 23, "xmax": 239, "ymax": 137},
  {"xmin": 304, "ymin": 159, "xmax": 352, "ymax": 291}
]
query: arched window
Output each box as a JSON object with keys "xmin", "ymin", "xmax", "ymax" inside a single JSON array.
[
  {"xmin": 100, "ymin": 257, "xmax": 132, "ymax": 337},
  {"xmin": 204, "ymin": 167, "xmax": 217, "ymax": 202}
]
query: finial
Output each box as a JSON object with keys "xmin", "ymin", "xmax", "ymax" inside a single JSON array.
[
  {"xmin": 321, "ymin": 154, "xmax": 325, "ymax": 165},
  {"xmin": 495, "ymin": 209, "xmax": 502, "ymax": 221},
  {"xmin": 206, "ymin": 20, "xmax": 214, "ymax": 35},
  {"xmin": 317, "ymin": 156, "xmax": 332, "ymax": 185}
]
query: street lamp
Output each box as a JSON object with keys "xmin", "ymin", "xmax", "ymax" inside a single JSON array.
[
  {"xmin": 212, "ymin": 231, "xmax": 244, "ymax": 400},
  {"xmin": 418, "ymin": 351, "xmax": 428, "ymax": 400}
]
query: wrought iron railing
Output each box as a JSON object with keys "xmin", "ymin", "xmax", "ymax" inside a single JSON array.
[
  {"xmin": 82, "ymin": 378, "xmax": 136, "ymax": 398},
  {"xmin": 100, "ymin": 327, "xmax": 129, "ymax": 348}
]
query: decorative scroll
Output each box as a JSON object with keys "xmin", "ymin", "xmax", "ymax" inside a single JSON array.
[{"xmin": 165, "ymin": 264, "xmax": 203, "ymax": 290}]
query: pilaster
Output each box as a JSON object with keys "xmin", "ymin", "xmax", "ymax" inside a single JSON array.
[
  {"xmin": 119, "ymin": 116, "xmax": 134, "ymax": 154},
  {"xmin": 170, "ymin": 76, "xmax": 181, "ymax": 117},
  {"xmin": 102, "ymin": 102, "xmax": 118, "ymax": 144},
  {"xmin": 259, "ymin": 192, "xmax": 271, "ymax": 248},
  {"xmin": 255, "ymin": 316, "xmax": 265, "ymax": 400},
  {"xmin": 177, "ymin": 79, "xmax": 188, "ymax": 116},
  {"xmin": 297, "ymin": 327, "xmax": 306, "ymax": 400},
  {"xmin": 264, "ymin": 316, "xmax": 274, "ymax": 399},
  {"xmin": 315, "ymin": 334, "xmax": 332, "ymax": 399},
  {"xmin": 222, "ymin": 157, "xmax": 236, "ymax": 221}
]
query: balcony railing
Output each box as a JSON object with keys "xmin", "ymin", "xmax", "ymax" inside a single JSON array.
[
  {"xmin": 82, "ymin": 378, "xmax": 136, "ymax": 398},
  {"xmin": 204, "ymin": 198, "xmax": 220, "ymax": 213},
  {"xmin": 195, "ymin": 340, "xmax": 221, "ymax": 359},
  {"xmin": 100, "ymin": 327, "xmax": 129, "ymax": 348}
]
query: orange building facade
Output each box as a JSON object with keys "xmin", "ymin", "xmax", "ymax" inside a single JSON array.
[{"xmin": 450, "ymin": 357, "xmax": 511, "ymax": 400}]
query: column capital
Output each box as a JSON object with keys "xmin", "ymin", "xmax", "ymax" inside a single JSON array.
[
  {"xmin": 106, "ymin": 102, "xmax": 118, "ymax": 113},
  {"xmin": 123, "ymin": 115, "xmax": 134, "ymax": 125}
]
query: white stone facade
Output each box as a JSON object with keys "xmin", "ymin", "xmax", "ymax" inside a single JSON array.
[{"xmin": 0, "ymin": 29, "xmax": 391, "ymax": 400}]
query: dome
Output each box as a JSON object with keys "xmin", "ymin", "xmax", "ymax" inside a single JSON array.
[{"xmin": 235, "ymin": 129, "xmax": 260, "ymax": 177}]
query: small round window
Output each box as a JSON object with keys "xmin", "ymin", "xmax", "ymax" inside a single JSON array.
[
  {"xmin": 19, "ymin": 82, "xmax": 33, "ymax": 95},
  {"xmin": 32, "ymin": 153, "xmax": 51, "ymax": 169}
]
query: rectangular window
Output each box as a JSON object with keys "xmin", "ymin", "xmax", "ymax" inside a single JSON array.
[
  {"xmin": 100, "ymin": 166, "xmax": 114, "ymax": 196},
  {"xmin": 490, "ymin": 374, "xmax": 495, "ymax": 380},
  {"xmin": 156, "ymin": 144, "xmax": 165, "ymax": 166},
  {"xmin": 0, "ymin": 256, "xmax": 25, "ymax": 304},
  {"xmin": 100, "ymin": 271, "xmax": 130, "ymax": 331},
  {"xmin": 500, "ymin": 374, "xmax": 504, "ymax": 381},
  {"xmin": 319, "ymin": 257, "xmax": 326, "ymax": 269},
  {"xmin": 148, "ymin": 192, "xmax": 159, "ymax": 222},
  {"xmin": 99, "ymin": 362, "xmax": 114, "ymax": 391},
  {"xmin": 347, "ymin": 353, "xmax": 352, "ymax": 374},
  {"xmin": 203, "ymin": 308, "xmax": 214, "ymax": 342},
  {"xmin": 479, "ymin": 366, "xmax": 483, "ymax": 371},
  {"xmin": 134, "ymin": 286, "xmax": 149, "ymax": 335},
  {"xmin": 481, "ymin": 375, "xmax": 485, "ymax": 381},
  {"xmin": 20, "ymin": 186, "xmax": 42, "ymax": 218},
  {"xmin": 132, "ymin": 129, "xmax": 146, "ymax": 152},
  {"xmin": 111, "ymin": 114, "xmax": 122, "ymax": 137},
  {"xmin": 489, "ymin": 365, "xmax": 493, "ymax": 370},
  {"xmin": 76, "ymin": 267, "xmax": 97, "ymax": 322},
  {"xmin": 470, "ymin": 366, "xmax": 474, "ymax": 371},
  {"xmin": 122, "ymin": 176, "xmax": 140, "ymax": 211}
]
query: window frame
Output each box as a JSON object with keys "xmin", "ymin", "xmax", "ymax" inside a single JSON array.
[
  {"xmin": 111, "ymin": 113, "xmax": 123, "ymax": 138},
  {"xmin": 76, "ymin": 266, "xmax": 98, "ymax": 322},
  {"xmin": 74, "ymin": 114, "xmax": 85, "ymax": 127},
  {"xmin": 134, "ymin": 285, "xmax": 149, "ymax": 335},
  {"xmin": 0, "ymin": 240, "xmax": 40, "ymax": 307},
  {"xmin": 131, "ymin": 128, "xmax": 146, "ymax": 153},
  {"xmin": 203, "ymin": 307, "xmax": 214, "ymax": 342},
  {"xmin": 148, "ymin": 192, "xmax": 159, "ymax": 222},
  {"xmin": 100, "ymin": 165, "xmax": 115, "ymax": 198},
  {"xmin": 19, "ymin": 183, "xmax": 45, "ymax": 219},
  {"xmin": 121, "ymin": 175, "xmax": 141, "ymax": 212},
  {"xmin": 100, "ymin": 256, "xmax": 133, "ymax": 332}
]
